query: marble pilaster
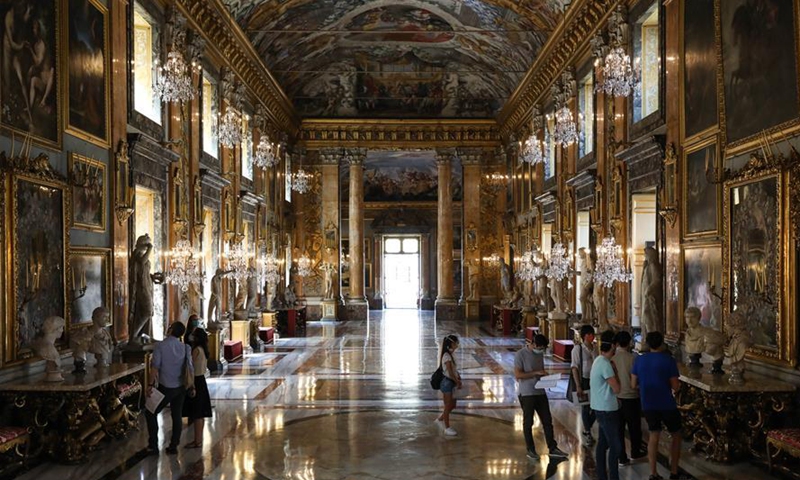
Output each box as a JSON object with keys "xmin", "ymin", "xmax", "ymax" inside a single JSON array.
[
  {"xmin": 420, "ymin": 233, "xmax": 434, "ymax": 310},
  {"xmin": 435, "ymin": 149, "xmax": 461, "ymax": 321},
  {"xmin": 345, "ymin": 148, "xmax": 368, "ymax": 320},
  {"xmin": 320, "ymin": 149, "xmax": 341, "ymax": 320},
  {"xmin": 460, "ymin": 149, "xmax": 483, "ymax": 320}
]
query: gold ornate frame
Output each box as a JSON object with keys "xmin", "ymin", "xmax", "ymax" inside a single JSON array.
[
  {"xmin": 679, "ymin": 241, "xmax": 723, "ymax": 333},
  {"xmin": 67, "ymin": 247, "xmax": 112, "ymax": 328},
  {"xmin": 722, "ymin": 162, "xmax": 796, "ymax": 366},
  {"xmin": 69, "ymin": 153, "xmax": 107, "ymax": 232},
  {"xmin": 63, "ymin": 0, "xmax": 110, "ymax": 147},
  {"xmin": 682, "ymin": 136, "xmax": 720, "ymax": 239}
]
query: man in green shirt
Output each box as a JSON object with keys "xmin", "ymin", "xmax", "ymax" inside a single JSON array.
[{"xmin": 590, "ymin": 330, "xmax": 622, "ymax": 480}]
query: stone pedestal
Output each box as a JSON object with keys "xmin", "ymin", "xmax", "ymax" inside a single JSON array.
[
  {"xmin": 465, "ymin": 299, "xmax": 480, "ymax": 321},
  {"xmin": 230, "ymin": 320, "xmax": 252, "ymax": 354},
  {"xmin": 207, "ymin": 328, "xmax": 228, "ymax": 372},
  {"xmin": 435, "ymin": 300, "xmax": 462, "ymax": 321},
  {"xmin": 342, "ymin": 301, "xmax": 368, "ymax": 321},
  {"xmin": 547, "ymin": 311, "xmax": 569, "ymax": 342},
  {"xmin": 537, "ymin": 311, "xmax": 549, "ymax": 342},
  {"xmin": 321, "ymin": 299, "xmax": 339, "ymax": 321},
  {"xmin": 522, "ymin": 307, "xmax": 538, "ymax": 328}
]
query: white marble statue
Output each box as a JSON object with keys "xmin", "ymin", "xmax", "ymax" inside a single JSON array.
[
  {"xmin": 640, "ymin": 246, "xmax": 663, "ymax": 339},
  {"xmin": 535, "ymin": 256, "xmax": 550, "ymax": 311},
  {"xmin": 207, "ymin": 268, "xmax": 230, "ymax": 324},
  {"xmin": 549, "ymin": 276, "xmax": 566, "ymax": 314},
  {"xmin": 246, "ymin": 268, "xmax": 259, "ymax": 314},
  {"xmin": 467, "ymin": 259, "xmax": 480, "ymax": 301},
  {"xmin": 322, "ymin": 263, "xmax": 336, "ymax": 300},
  {"xmin": 89, "ymin": 307, "xmax": 114, "ymax": 367},
  {"xmin": 725, "ymin": 310, "xmax": 753, "ymax": 384},
  {"xmin": 499, "ymin": 257, "xmax": 513, "ymax": 303},
  {"xmin": 578, "ymin": 248, "xmax": 595, "ymax": 323},
  {"xmin": 128, "ymin": 234, "xmax": 156, "ymax": 346},
  {"xmin": 32, "ymin": 316, "xmax": 65, "ymax": 382},
  {"xmin": 683, "ymin": 306, "xmax": 725, "ymax": 373}
]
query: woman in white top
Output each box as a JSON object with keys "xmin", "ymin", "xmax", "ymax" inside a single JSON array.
[
  {"xmin": 182, "ymin": 328, "xmax": 213, "ymax": 448},
  {"xmin": 435, "ymin": 334, "xmax": 462, "ymax": 436}
]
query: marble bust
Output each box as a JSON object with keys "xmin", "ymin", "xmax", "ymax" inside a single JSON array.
[
  {"xmin": 32, "ymin": 316, "xmax": 65, "ymax": 382},
  {"xmin": 683, "ymin": 307, "xmax": 726, "ymax": 373},
  {"xmin": 70, "ymin": 326, "xmax": 93, "ymax": 374},
  {"xmin": 89, "ymin": 307, "xmax": 114, "ymax": 366},
  {"xmin": 725, "ymin": 310, "xmax": 753, "ymax": 384}
]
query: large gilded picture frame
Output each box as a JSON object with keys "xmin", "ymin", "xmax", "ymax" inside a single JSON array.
[
  {"xmin": 723, "ymin": 163, "xmax": 795, "ymax": 366},
  {"xmin": 682, "ymin": 138, "xmax": 719, "ymax": 238},
  {"xmin": 6, "ymin": 173, "xmax": 70, "ymax": 362},
  {"xmin": 68, "ymin": 247, "xmax": 111, "ymax": 328}
]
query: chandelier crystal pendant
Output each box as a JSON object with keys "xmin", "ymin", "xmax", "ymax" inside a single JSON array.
[
  {"xmin": 545, "ymin": 243, "xmax": 572, "ymax": 281},
  {"xmin": 290, "ymin": 169, "xmax": 314, "ymax": 194},
  {"xmin": 164, "ymin": 239, "xmax": 204, "ymax": 292},
  {"xmin": 593, "ymin": 236, "xmax": 633, "ymax": 287},
  {"xmin": 597, "ymin": 47, "xmax": 638, "ymax": 98},
  {"xmin": 227, "ymin": 242, "xmax": 252, "ymax": 285},
  {"xmin": 520, "ymin": 134, "xmax": 544, "ymax": 165},
  {"xmin": 254, "ymin": 138, "xmax": 279, "ymax": 169},
  {"xmin": 552, "ymin": 106, "xmax": 581, "ymax": 148},
  {"xmin": 218, "ymin": 108, "xmax": 242, "ymax": 149},
  {"xmin": 154, "ymin": 50, "xmax": 197, "ymax": 104},
  {"xmin": 516, "ymin": 250, "xmax": 543, "ymax": 282},
  {"xmin": 259, "ymin": 252, "xmax": 281, "ymax": 286},
  {"xmin": 296, "ymin": 255, "xmax": 313, "ymax": 277}
]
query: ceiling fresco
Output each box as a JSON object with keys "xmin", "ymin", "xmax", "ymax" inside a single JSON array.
[{"xmin": 222, "ymin": 0, "xmax": 566, "ymax": 118}]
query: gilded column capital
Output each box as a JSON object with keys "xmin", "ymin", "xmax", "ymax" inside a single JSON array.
[
  {"xmin": 318, "ymin": 148, "xmax": 342, "ymax": 165},
  {"xmin": 458, "ymin": 148, "xmax": 483, "ymax": 166},
  {"xmin": 344, "ymin": 148, "xmax": 367, "ymax": 166},
  {"xmin": 435, "ymin": 148, "xmax": 456, "ymax": 166}
]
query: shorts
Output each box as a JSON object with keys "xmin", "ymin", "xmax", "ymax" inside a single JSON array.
[
  {"xmin": 644, "ymin": 409, "xmax": 682, "ymax": 433},
  {"xmin": 440, "ymin": 377, "xmax": 456, "ymax": 394}
]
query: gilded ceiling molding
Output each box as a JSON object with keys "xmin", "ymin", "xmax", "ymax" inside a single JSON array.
[
  {"xmin": 498, "ymin": 0, "xmax": 622, "ymax": 137},
  {"xmin": 298, "ymin": 119, "xmax": 502, "ymax": 149},
  {"xmin": 176, "ymin": 0, "xmax": 299, "ymax": 134}
]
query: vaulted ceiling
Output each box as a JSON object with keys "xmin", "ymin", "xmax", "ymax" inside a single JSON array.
[{"xmin": 222, "ymin": 0, "xmax": 565, "ymax": 119}]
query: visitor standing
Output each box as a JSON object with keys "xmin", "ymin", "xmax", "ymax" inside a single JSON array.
[
  {"xmin": 590, "ymin": 330, "xmax": 622, "ymax": 480},
  {"xmin": 571, "ymin": 324, "xmax": 597, "ymax": 445},
  {"xmin": 514, "ymin": 334, "xmax": 569, "ymax": 460},
  {"xmin": 182, "ymin": 328, "xmax": 213, "ymax": 448},
  {"xmin": 613, "ymin": 331, "xmax": 644, "ymax": 465},
  {"xmin": 145, "ymin": 322, "xmax": 194, "ymax": 455},
  {"xmin": 435, "ymin": 334, "xmax": 462, "ymax": 436},
  {"xmin": 631, "ymin": 332, "xmax": 688, "ymax": 480}
]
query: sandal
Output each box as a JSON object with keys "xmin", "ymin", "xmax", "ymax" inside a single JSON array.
[{"xmin": 184, "ymin": 442, "xmax": 202, "ymax": 449}]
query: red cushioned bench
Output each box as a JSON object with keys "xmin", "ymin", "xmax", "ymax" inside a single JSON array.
[
  {"xmin": 767, "ymin": 428, "xmax": 800, "ymax": 475},
  {"xmin": 223, "ymin": 340, "xmax": 243, "ymax": 362}
]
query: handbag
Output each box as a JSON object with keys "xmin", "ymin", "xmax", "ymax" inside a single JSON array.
[{"xmin": 430, "ymin": 366, "xmax": 444, "ymax": 390}]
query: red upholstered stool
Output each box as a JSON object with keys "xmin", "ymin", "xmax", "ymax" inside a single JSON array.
[
  {"xmin": 258, "ymin": 327, "xmax": 275, "ymax": 345},
  {"xmin": 526, "ymin": 327, "xmax": 540, "ymax": 343},
  {"xmin": 552, "ymin": 339, "xmax": 574, "ymax": 362},
  {"xmin": 223, "ymin": 340, "xmax": 243, "ymax": 362},
  {"xmin": 0, "ymin": 427, "xmax": 29, "ymax": 454},
  {"xmin": 0, "ymin": 426, "xmax": 30, "ymax": 471},
  {"xmin": 767, "ymin": 428, "xmax": 800, "ymax": 473}
]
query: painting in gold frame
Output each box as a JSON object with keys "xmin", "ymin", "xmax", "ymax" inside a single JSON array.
[
  {"xmin": 7, "ymin": 174, "xmax": 69, "ymax": 362},
  {"xmin": 64, "ymin": 0, "xmax": 110, "ymax": 146},
  {"xmin": 723, "ymin": 166, "xmax": 795, "ymax": 366},
  {"xmin": 681, "ymin": 0, "xmax": 717, "ymax": 140},
  {"xmin": 70, "ymin": 153, "xmax": 106, "ymax": 231},
  {"xmin": 682, "ymin": 139, "xmax": 719, "ymax": 237},
  {"xmin": 681, "ymin": 244, "xmax": 722, "ymax": 331},
  {"xmin": 0, "ymin": 0, "xmax": 61, "ymax": 148},
  {"xmin": 68, "ymin": 247, "xmax": 111, "ymax": 327}
]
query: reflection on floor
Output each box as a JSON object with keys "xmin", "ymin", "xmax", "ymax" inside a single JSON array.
[{"xmin": 18, "ymin": 310, "xmax": 782, "ymax": 479}]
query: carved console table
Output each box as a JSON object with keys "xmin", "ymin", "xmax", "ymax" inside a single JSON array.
[
  {"xmin": 677, "ymin": 365, "xmax": 795, "ymax": 463},
  {"xmin": 0, "ymin": 364, "xmax": 144, "ymax": 464}
]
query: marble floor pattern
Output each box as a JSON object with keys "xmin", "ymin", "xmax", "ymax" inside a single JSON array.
[{"xmin": 18, "ymin": 310, "xmax": 783, "ymax": 480}]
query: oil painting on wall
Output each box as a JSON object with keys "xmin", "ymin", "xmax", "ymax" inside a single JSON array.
[
  {"xmin": 728, "ymin": 175, "xmax": 780, "ymax": 351},
  {"xmin": 720, "ymin": 0, "xmax": 798, "ymax": 145},
  {"xmin": 683, "ymin": 142, "xmax": 717, "ymax": 236},
  {"xmin": 66, "ymin": 0, "xmax": 108, "ymax": 145},
  {"xmin": 361, "ymin": 150, "xmax": 462, "ymax": 202},
  {"xmin": 682, "ymin": 0, "xmax": 717, "ymax": 138},
  {"xmin": 70, "ymin": 153, "xmax": 106, "ymax": 231},
  {"xmin": 0, "ymin": 0, "xmax": 59, "ymax": 146},
  {"xmin": 683, "ymin": 246, "xmax": 721, "ymax": 330},
  {"xmin": 69, "ymin": 248, "xmax": 110, "ymax": 327},
  {"xmin": 14, "ymin": 176, "xmax": 66, "ymax": 356}
]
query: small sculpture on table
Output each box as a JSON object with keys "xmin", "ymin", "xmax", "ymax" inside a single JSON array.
[
  {"xmin": 69, "ymin": 326, "xmax": 92, "ymax": 374},
  {"xmin": 89, "ymin": 307, "xmax": 114, "ymax": 367},
  {"xmin": 724, "ymin": 310, "xmax": 753, "ymax": 385},
  {"xmin": 684, "ymin": 307, "xmax": 726, "ymax": 374},
  {"xmin": 31, "ymin": 316, "xmax": 66, "ymax": 382}
]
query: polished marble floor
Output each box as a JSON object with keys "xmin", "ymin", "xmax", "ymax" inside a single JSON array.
[{"xmin": 18, "ymin": 310, "xmax": 782, "ymax": 479}]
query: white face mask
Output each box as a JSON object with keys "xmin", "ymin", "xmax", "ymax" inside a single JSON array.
[{"xmin": 532, "ymin": 347, "xmax": 546, "ymax": 354}]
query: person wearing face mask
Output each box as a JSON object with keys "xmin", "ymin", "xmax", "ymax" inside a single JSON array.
[{"xmin": 514, "ymin": 334, "xmax": 569, "ymax": 460}]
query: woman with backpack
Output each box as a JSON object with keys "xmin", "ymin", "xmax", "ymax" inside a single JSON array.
[{"xmin": 434, "ymin": 334, "xmax": 462, "ymax": 436}]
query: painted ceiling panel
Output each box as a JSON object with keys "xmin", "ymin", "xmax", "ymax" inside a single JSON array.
[{"xmin": 223, "ymin": 0, "xmax": 565, "ymax": 118}]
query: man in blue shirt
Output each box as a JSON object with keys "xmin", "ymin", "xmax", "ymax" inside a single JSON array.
[
  {"xmin": 631, "ymin": 331, "xmax": 687, "ymax": 480},
  {"xmin": 145, "ymin": 322, "xmax": 194, "ymax": 455},
  {"xmin": 590, "ymin": 330, "xmax": 622, "ymax": 480}
]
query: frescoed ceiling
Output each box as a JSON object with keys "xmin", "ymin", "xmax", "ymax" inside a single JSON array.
[{"xmin": 222, "ymin": 0, "xmax": 566, "ymax": 118}]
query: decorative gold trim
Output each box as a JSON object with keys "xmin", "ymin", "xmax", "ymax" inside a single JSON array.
[
  {"xmin": 63, "ymin": 0, "xmax": 110, "ymax": 148},
  {"xmin": 69, "ymin": 153, "xmax": 107, "ymax": 232},
  {"xmin": 681, "ymin": 136, "xmax": 720, "ymax": 238}
]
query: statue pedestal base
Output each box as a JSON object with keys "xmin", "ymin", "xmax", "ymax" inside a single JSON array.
[
  {"xmin": 522, "ymin": 307, "xmax": 538, "ymax": 328},
  {"xmin": 321, "ymin": 299, "xmax": 339, "ymax": 321},
  {"xmin": 547, "ymin": 312, "xmax": 569, "ymax": 341},
  {"xmin": 435, "ymin": 299, "xmax": 462, "ymax": 322},
  {"xmin": 464, "ymin": 300, "xmax": 480, "ymax": 321},
  {"xmin": 207, "ymin": 328, "xmax": 228, "ymax": 373},
  {"xmin": 537, "ymin": 311, "xmax": 549, "ymax": 343},
  {"xmin": 230, "ymin": 320, "xmax": 252, "ymax": 354}
]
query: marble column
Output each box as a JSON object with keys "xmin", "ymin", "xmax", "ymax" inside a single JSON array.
[
  {"xmin": 320, "ymin": 149, "xmax": 341, "ymax": 321},
  {"xmin": 345, "ymin": 148, "xmax": 368, "ymax": 320},
  {"xmin": 419, "ymin": 233, "xmax": 434, "ymax": 310},
  {"xmin": 460, "ymin": 149, "xmax": 483, "ymax": 320},
  {"xmin": 435, "ymin": 149, "xmax": 462, "ymax": 321}
]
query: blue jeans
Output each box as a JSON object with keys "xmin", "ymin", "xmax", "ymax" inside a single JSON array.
[
  {"xmin": 595, "ymin": 410, "xmax": 622, "ymax": 480},
  {"xmin": 440, "ymin": 377, "xmax": 456, "ymax": 393}
]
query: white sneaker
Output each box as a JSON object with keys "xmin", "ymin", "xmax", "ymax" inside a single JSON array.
[{"xmin": 444, "ymin": 427, "xmax": 458, "ymax": 436}]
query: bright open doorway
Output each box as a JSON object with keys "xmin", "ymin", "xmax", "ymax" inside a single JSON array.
[{"xmin": 383, "ymin": 237, "xmax": 420, "ymax": 309}]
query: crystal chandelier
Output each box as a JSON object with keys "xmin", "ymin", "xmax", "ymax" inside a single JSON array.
[
  {"xmin": 593, "ymin": 236, "xmax": 633, "ymax": 287},
  {"xmin": 164, "ymin": 239, "xmax": 204, "ymax": 292},
  {"xmin": 218, "ymin": 108, "xmax": 242, "ymax": 148},
  {"xmin": 254, "ymin": 138, "xmax": 279, "ymax": 169},
  {"xmin": 259, "ymin": 252, "xmax": 281, "ymax": 286},
  {"xmin": 545, "ymin": 243, "xmax": 572, "ymax": 281},
  {"xmin": 551, "ymin": 106, "xmax": 581, "ymax": 148},
  {"xmin": 516, "ymin": 250, "xmax": 543, "ymax": 282},
  {"xmin": 154, "ymin": 49, "xmax": 197, "ymax": 104},
  {"xmin": 596, "ymin": 47, "xmax": 638, "ymax": 98},
  {"xmin": 290, "ymin": 169, "xmax": 314, "ymax": 194},
  {"xmin": 520, "ymin": 135, "xmax": 544, "ymax": 165},
  {"xmin": 226, "ymin": 242, "xmax": 251, "ymax": 285},
  {"xmin": 296, "ymin": 254, "xmax": 312, "ymax": 277}
]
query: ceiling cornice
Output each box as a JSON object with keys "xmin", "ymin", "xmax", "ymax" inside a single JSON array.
[
  {"xmin": 298, "ymin": 119, "xmax": 502, "ymax": 149},
  {"xmin": 497, "ymin": 0, "xmax": 622, "ymax": 137},
  {"xmin": 176, "ymin": 0, "xmax": 300, "ymax": 134}
]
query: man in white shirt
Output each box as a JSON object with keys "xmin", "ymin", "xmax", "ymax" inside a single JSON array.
[
  {"xmin": 571, "ymin": 324, "xmax": 597, "ymax": 445},
  {"xmin": 612, "ymin": 330, "xmax": 644, "ymax": 465}
]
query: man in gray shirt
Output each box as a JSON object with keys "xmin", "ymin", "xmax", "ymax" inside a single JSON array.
[{"xmin": 515, "ymin": 334, "xmax": 568, "ymax": 460}]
